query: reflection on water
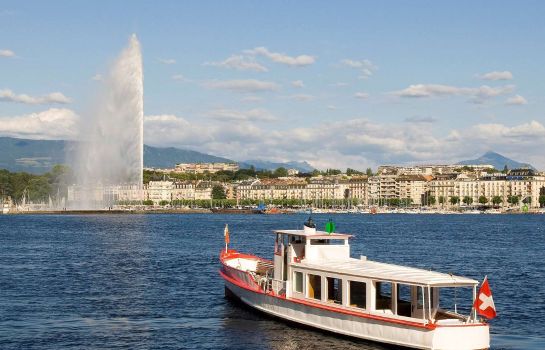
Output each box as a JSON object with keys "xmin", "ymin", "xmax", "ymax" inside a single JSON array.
[
  {"xmin": 222, "ymin": 297, "xmax": 395, "ymax": 350},
  {"xmin": 0, "ymin": 213, "xmax": 544, "ymax": 350}
]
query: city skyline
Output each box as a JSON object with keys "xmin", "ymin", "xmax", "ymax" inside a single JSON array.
[{"xmin": 1, "ymin": 1, "xmax": 545, "ymax": 170}]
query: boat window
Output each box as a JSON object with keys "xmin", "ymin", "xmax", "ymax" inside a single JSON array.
[
  {"xmin": 294, "ymin": 271, "xmax": 303, "ymax": 293},
  {"xmin": 310, "ymin": 239, "xmax": 344, "ymax": 245},
  {"xmin": 349, "ymin": 281, "xmax": 367, "ymax": 309},
  {"xmin": 375, "ymin": 281, "xmax": 392, "ymax": 310},
  {"xmin": 327, "ymin": 277, "xmax": 342, "ymax": 304},
  {"xmin": 307, "ymin": 274, "xmax": 322, "ymax": 300},
  {"xmin": 396, "ymin": 284, "xmax": 412, "ymax": 317}
]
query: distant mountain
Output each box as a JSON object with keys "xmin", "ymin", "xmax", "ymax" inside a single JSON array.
[
  {"xmin": 240, "ymin": 160, "xmax": 315, "ymax": 173},
  {"xmin": 143, "ymin": 145, "xmax": 233, "ymax": 168},
  {"xmin": 0, "ymin": 137, "xmax": 234, "ymax": 174},
  {"xmin": 457, "ymin": 151, "xmax": 534, "ymax": 170},
  {"xmin": 0, "ymin": 137, "xmax": 73, "ymax": 173}
]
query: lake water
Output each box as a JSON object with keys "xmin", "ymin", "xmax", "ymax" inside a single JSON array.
[{"xmin": 0, "ymin": 213, "xmax": 543, "ymax": 349}]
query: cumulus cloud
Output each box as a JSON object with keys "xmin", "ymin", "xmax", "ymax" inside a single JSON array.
[
  {"xmin": 0, "ymin": 108, "xmax": 79, "ymax": 139},
  {"xmin": 291, "ymin": 80, "xmax": 304, "ymax": 88},
  {"xmin": 202, "ymin": 79, "xmax": 279, "ymax": 93},
  {"xmin": 208, "ymin": 108, "xmax": 277, "ymax": 122},
  {"xmin": 392, "ymin": 84, "xmax": 515, "ymax": 103},
  {"xmin": 142, "ymin": 112, "xmax": 545, "ymax": 170},
  {"xmin": 478, "ymin": 70, "xmax": 513, "ymax": 81},
  {"xmin": 340, "ymin": 59, "xmax": 377, "ymax": 79},
  {"xmin": 0, "ymin": 89, "xmax": 71, "ymax": 105},
  {"xmin": 287, "ymin": 94, "xmax": 315, "ymax": 102},
  {"xmin": 158, "ymin": 58, "xmax": 176, "ymax": 64},
  {"xmin": 505, "ymin": 94, "xmax": 528, "ymax": 105},
  {"xmin": 240, "ymin": 95, "xmax": 264, "ymax": 103},
  {"xmin": 404, "ymin": 116, "xmax": 438, "ymax": 123},
  {"xmin": 245, "ymin": 46, "xmax": 315, "ymax": 67},
  {"xmin": 354, "ymin": 92, "xmax": 369, "ymax": 99},
  {"xmin": 0, "ymin": 49, "xmax": 15, "ymax": 57},
  {"xmin": 204, "ymin": 55, "xmax": 268, "ymax": 72}
]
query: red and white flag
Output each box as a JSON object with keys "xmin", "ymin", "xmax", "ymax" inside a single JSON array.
[{"xmin": 474, "ymin": 276, "xmax": 497, "ymax": 319}]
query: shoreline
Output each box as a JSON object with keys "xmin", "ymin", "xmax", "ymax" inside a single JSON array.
[{"xmin": 3, "ymin": 209, "xmax": 543, "ymax": 215}]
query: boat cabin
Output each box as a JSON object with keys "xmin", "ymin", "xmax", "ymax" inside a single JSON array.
[{"xmin": 272, "ymin": 227, "xmax": 479, "ymax": 326}]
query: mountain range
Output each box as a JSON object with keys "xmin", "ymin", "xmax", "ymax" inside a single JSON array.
[
  {"xmin": 456, "ymin": 151, "xmax": 534, "ymax": 170},
  {"xmin": 0, "ymin": 137, "xmax": 315, "ymax": 174}
]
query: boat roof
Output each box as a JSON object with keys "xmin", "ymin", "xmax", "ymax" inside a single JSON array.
[
  {"xmin": 274, "ymin": 229, "xmax": 353, "ymax": 239},
  {"xmin": 296, "ymin": 258, "xmax": 478, "ymax": 287}
]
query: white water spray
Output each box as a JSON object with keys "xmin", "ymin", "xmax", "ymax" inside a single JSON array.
[{"xmin": 71, "ymin": 34, "xmax": 143, "ymax": 208}]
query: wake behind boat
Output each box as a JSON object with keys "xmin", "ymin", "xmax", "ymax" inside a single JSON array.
[{"xmin": 219, "ymin": 219, "xmax": 496, "ymax": 350}]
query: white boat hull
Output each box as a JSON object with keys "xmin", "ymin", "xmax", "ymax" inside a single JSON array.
[{"xmin": 223, "ymin": 278, "xmax": 489, "ymax": 350}]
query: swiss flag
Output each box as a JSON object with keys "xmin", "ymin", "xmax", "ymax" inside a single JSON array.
[{"xmin": 474, "ymin": 276, "xmax": 497, "ymax": 319}]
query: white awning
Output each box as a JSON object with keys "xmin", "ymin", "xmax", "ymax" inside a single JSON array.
[
  {"xmin": 295, "ymin": 258, "xmax": 478, "ymax": 287},
  {"xmin": 274, "ymin": 229, "xmax": 353, "ymax": 239}
]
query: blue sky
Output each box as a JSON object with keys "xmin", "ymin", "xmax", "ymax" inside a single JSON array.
[{"xmin": 1, "ymin": 1, "xmax": 544, "ymax": 169}]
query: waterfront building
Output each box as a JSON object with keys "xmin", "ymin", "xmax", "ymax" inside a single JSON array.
[
  {"xmin": 174, "ymin": 162, "xmax": 239, "ymax": 174},
  {"xmin": 147, "ymin": 180, "xmax": 174, "ymax": 203}
]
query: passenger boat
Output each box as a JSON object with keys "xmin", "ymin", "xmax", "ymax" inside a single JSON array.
[{"xmin": 219, "ymin": 219, "xmax": 494, "ymax": 350}]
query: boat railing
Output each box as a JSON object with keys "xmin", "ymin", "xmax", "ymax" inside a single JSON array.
[{"xmin": 272, "ymin": 279, "xmax": 286, "ymax": 295}]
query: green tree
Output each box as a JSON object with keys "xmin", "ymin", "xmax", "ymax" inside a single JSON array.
[
  {"xmin": 491, "ymin": 196, "xmax": 502, "ymax": 206},
  {"xmin": 462, "ymin": 196, "xmax": 473, "ymax": 205},
  {"xmin": 159, "ymin": 200, "xmax": 170, "ymax": 206},
  {"xmin": 507, "ymin": 195, "xmax": 520, "ymax": 205},
  {"xmin": 502, "ymin": 165, "xmax": 509, "ymax": 174},
  {"xmin": 539, "ymin": 195, "xmax": 545, "ymax": 208},
  {"xmin": 346, "ymin": 168, "xmax": 363, "ymax": 176},
  {"xmin": 428, "ymin": 196, "xmax": 436, "ymax": 206},
  {"xmin": 365, "ymin": 168, "xmax": 373, "ymax": 177},
  {"xmin": 450, "ymin": 196, "xmax": 460, "ymax": 205},
  {"xmin": 478, "ymin": 196, "xmax": 488, "ymax": 205},
  {"xmin": 438, "ymin": 196, "xmax": 446, "ymax": 206},
  {"xmin": 273, "ymin": 167, "xmax": 288, "ymax": 178},
  {"xmin": 143, "ymin": 199, "xmax": 153, "ymax": 206},
  {"xmin": 212, "ymin": 185, "xmax": 226, "ymax": 199}
]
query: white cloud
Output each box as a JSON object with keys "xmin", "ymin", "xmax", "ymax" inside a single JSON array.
[
  {"xmin": 240, "ymin": 95, "xmax": 264, "ymax": 103},
  {"xmin": 0, "ymin": 89, "xmax": 71, "ymax": 105},
  {"xmin": 478, "ymin": 70, "xmax": 513, "ymax": 81},
  {"xmin": 404, "ymin": 116, "xmax": 438, "ymax": 123},
  {"xmin": 204, "ymin": 55, "xmax": 268, "ymax": 72},
  {"xmin": 91, "ymin": 74, "xmax": 103, "ymax": 81},
  {"xmin": 202, "ymin": 79, "xmax": 279, "ymax": 93},
  {"xmin": 0, "ymin": 108, "xmax": 78, "ymax": 139},
  {"xmin": 340, "ymin": 59, "xmax": 377, "ymax": 79},
  {"xmin": 245, "ymin": 46, "xmax": 315, "ymax": 67},
  {"xmin": 392, "ymin": 84, "xmax": 515, "ymax": 103},
  {"xmin": 327, "ymin": 105, "xmax": 337, "ymax": 110},
  {"xmin": 171, "ymin": 74, "xmax": 192, "ymax": 82},
  {"xmin": 142, "ymin": 114, "xmax": 545, "ymax": 170},
  {"xmin": 291, "ymin": 80, "xmax": 305, "ymax": 88},
  {"xmin": 0, "ymin": 49, "xmax": 15, "ymax": 57},
  {"xmin": 354, "ymin": 92, "xmax": 369, "ymax": 99},
  {"xmin": 158, "ymin": 58, "xmax": 176, "ymax": 64},
  {"xmin": 287, "ymin": 94, "xmax": 315, "ymax": 102},
  {"xmin": 505, "ymin": 94, "xmax": 528, "ymax": 105},
  {"xmin": 208, "ymin": 108, "xmax": 277, "ymax": 122}
]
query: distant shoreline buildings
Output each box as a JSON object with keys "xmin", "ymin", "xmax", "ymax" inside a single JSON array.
[{"xmin": 140, "ymin": 162, "xmax": 545, "ymax": 210}]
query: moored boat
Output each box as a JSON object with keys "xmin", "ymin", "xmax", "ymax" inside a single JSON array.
[{"xmin": 219, "ymin": 219, "xmax": 495, "ymax": 349}]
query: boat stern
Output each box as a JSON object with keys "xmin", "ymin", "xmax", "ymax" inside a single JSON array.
[{"xmin": 431, "ymin": 323, "xmax": 489, "ymax": 350}]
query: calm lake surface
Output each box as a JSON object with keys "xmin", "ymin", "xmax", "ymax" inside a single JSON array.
[{"xmin": 0, "ymin": 213, "xmax": 543, "ymax": 350}]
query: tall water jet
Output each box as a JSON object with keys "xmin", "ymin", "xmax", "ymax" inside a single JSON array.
[{"xmin": 70, "ymin": 34, "xmax": 143, "ymax": 208}]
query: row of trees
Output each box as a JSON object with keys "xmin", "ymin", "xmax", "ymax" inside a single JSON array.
[
  {"xmin": 0, "ymin": 165, "xmax": 73, "ymax": 204},
  {"xmin": 143, "ymin": 166, "xmax": 374, "ymax": 185}
]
